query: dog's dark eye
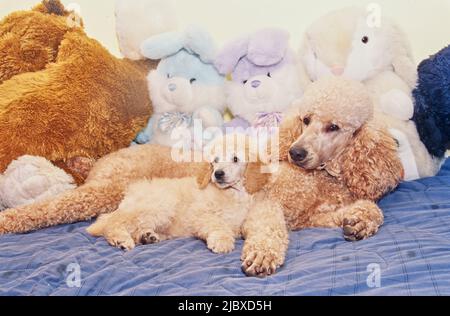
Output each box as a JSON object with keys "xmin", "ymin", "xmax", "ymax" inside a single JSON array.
[
  {"xmin": 362, "ymin": 36, "xmax": 369, "ymax": 44},
  {"xmin": 327, "ymin": 124, "xmax": 340, "ymax": 133},
  {"xmin": 267, "ymin": 72, "xmax": 272, "ymax": 78},
  {"xmin": 303, "ymin": 117, "xmax": 311, "ymax": 126},
  {"xmin": 214, "ymin": 157, "xmax": 219, "ymax": 163},
  {"xmin": 190, "ymin": 78, "xmax": 197, "ymax": 84},
  {"xmin": 167, "ymin": 74, "xmax": 171, "ymax": 79},
  {"xmin": 243, "ymin": 80, "xmax": 248, "ymax": 85},
  {"xmin": 233, "ymin": 156, "xmax": 239, "ymax": 163}
]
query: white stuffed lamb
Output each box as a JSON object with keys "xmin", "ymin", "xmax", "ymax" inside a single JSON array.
[
  {"xmin": 135, "ymin": 26, "xmax": 226, "ymax": 150},
  {"xmin": 299, "ymin": 7, "xmax": 441, "ymax": 180},
  {"xmin": 214, "ymin": 28, "xmax": 305, "ymax": 133}
]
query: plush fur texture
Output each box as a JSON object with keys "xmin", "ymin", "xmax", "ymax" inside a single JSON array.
[
  {"xmin": 215, "ymin": 28, "xmax": 304, "ymax": 128},
  {"xmin": 413, "ymin": 45, "xmax": 450, "ymax": 159},
  {"xmin": 87, "ymin": 134, "xmax": 258, "ymax": 252},
  {"xmin": 299, "ymin": 7, "xmax": 440, "ymax": 180},
  {"xmin": 0, "ymin": 0, "xmax": 155, "ymax": 179},
  {"xmin": 0, "ymin": 78, "xmax": 403, "ymax": 280},
  {"xmin": 135, "ymin": 26, "xmax": 226, "ymax": 149}
]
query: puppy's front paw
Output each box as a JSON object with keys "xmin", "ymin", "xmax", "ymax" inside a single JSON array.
[
  {"xmin": 140, "ymin": 231, "xmax": 161, "ymax": 245},
  {"xmin": 241, "ymin": 244, "xmax": 284, "ymax": 278},
  {"xmin": 109, "ymin": 237, "xmax": 136, "ymax": 251},
  {"xmin": 207, "ymin": 233, "xmax": 235, "ymax": 254}
]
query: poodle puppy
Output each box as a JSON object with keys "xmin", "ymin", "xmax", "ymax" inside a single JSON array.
[
  {"xmin": 87, "ymin": 134, "xmax": 257, "ymax": 252},
  {"xmin": 240, "ymin": 77, "xmax": 404, "ymax": 277},
  {"xmin": 0, "ymin": 135, "xmax": 267, "ymax": 235}
]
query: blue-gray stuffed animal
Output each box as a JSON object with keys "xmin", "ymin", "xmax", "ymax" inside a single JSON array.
[
  {"xmin": 413, "ymin": 45, "xmax": 450, "ymax": 161},
  {"xmin": 135, "ymin": 25, "xmax": 225, "ymax": 149}
]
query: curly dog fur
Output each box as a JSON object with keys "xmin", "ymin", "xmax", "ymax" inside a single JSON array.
[{"xmin": 0, "ymin": 78, "xmax": 403, "ymax": 278}]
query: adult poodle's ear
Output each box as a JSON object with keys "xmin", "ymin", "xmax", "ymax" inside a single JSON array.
[
  {"xmin": 140, "ymin": 31, "xmax": 185, "ymax": 60},
  {"xmin": 244, "ymin": 162, "xmax": 271, "ymax": 194},
  {"xmin": 184, "ymin": 25, "xmax": 218, "ymax": 63},
  {"xmin": 276, "ymin": 107, "xmax": 303, "ymax": 161},
  {"xmin": 327, "ymin": 123, "xmax": 404, "ymax": 201},
  {"xmin": 196, "ymin": 163, "xmax": 213, "ymax": 190},
  {"xmin": 214, "ymin": 37, "xmax": 249, "ymax": 75},
  {"xmin": 247, "ymin": 28, "xmax": 290, "ymax": 66}
]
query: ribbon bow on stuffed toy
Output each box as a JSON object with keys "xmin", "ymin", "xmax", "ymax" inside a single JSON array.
[
  {"xmin": 253, "ymin": 112, "xmax": 283, "ymax": 129},
  {"xmin": 158, "ymin": 112, "xmax": 193, "ymax": 134}
]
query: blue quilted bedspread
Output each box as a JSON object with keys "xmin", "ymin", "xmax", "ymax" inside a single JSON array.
[{"xmin": 1, "ymin": 159, "xmax": 449, "ymax": 296}]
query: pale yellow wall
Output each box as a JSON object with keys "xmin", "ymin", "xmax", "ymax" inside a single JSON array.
[{"xmin": 1, "ymin": 0, "xmax": 450, "ymax": 62}]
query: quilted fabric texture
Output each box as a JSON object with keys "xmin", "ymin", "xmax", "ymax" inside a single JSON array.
[{"xmin": 0, "ymin": 159, "xmax": 449, "ymax": 296}]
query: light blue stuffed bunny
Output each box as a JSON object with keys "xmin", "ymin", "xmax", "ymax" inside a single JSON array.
[{"xmin": 134, "ymin": 25, "xmax": 226, "ymax": 149}]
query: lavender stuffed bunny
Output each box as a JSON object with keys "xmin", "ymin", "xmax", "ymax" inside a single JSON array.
[{"xmin": 215, "ymin": 28, "xmax": 304, "ymax": 132}]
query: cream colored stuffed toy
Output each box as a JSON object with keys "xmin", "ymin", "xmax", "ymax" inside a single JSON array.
[{"xmin": 299, "ymin": 7, "xmax": 441, "ymax": 180}]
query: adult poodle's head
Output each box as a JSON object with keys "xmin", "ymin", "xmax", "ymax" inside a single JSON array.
[
  {"xmin": 279, "ymin": 77, "xmax": 403, "ymax": 200},
  {"xmin": 288, "ymin": 77, "xmax": 373, "ymax": 169}
]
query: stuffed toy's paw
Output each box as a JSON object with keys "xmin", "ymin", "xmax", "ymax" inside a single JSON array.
[
  {"xmin": 380, "ymin": 89, "xmax": 414, "ymax": 121},
  {"xmin": 0, "ymin": 156, "xmax": 76, "ymax": 210}
]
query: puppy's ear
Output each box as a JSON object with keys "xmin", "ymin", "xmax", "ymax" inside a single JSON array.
[
  {"xmin": 196, "ymin": 163, "xmax": 213, "ymax": 190},
  {"xmin": 244, "ymin": 162, "xmax": 271, "ymax": 194},
  {"xmin": 328, "ymin": 123, "xmax": 404, "ymax": 201},
  {"xmin": 277, "ymin": 114, "xmax": 302, "ymax": 161}
]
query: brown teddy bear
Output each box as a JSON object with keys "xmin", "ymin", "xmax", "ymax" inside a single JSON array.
[{"xmin": 0, "ymin": 0, "xmax": 177, "ymax": 209}]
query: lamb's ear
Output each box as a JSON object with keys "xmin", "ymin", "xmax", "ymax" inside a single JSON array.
[
  {"xmin": 116, "ymin": 0, "xmax": 178, "ymax": 60},
  {"xmin": 140, "ymin": 31, "xmax": 185, "ymax": 60},
  {"xmin": 184, "ymin": 25, "xmax": 217, "ymax": 63},
  {"xmin": 247, "ymin": 28, "xmax": 290, "ymax": 66},
  {"xmin": 196, "ymin": 163, "xmax": 213, "ymax": 190},
  {"xmin": 329, "ymin": 124, "xmax": 404, "ymax": 201},
  {"xmin": 389, "ymin": 24, "xmax": 418, "ymax": 88},
  {"xmin": 214, "ymin": 37, "xmax": 249, "ymax": 75},
  {"xmin": 244, "ymin": 162, "xmax": 271, "ymax": 194}
]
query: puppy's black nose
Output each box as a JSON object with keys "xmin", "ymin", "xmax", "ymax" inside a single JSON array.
[
  {"xmin": 214, "ymin": 170, "xmax": 225, "ymax": 180},
  {"xmin": 289, "ymin": 147, "xmax": 308, "ymax": 162}
]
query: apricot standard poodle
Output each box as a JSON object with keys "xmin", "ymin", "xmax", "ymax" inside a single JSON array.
[{"xmin": 0, "ymin": 77, "xmax": 403, "ymax": 278}]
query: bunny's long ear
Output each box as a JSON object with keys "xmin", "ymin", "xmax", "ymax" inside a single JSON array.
[
  {"xmin": 140, "ymin": 31, "xmax": 185, "ymax": 60},
  {"xmin": 214, "ymin": 37, "xmax": 249, "ymax": 75},
  {"xmin": 389, "ymin": 23, "xmax": 418, "ymax": 88},
  {"xmin": 183, "ymin": 25, "xmax": 218, "ymax": 63},
  {"xmin": 326, "ymin": 123, "xmax": 404, "ymax": 201},
  {"xmin": 247, "ymin": 28, "xmax": 290, "ymax": 66}
]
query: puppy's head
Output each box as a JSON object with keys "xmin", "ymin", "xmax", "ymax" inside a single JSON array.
[
  {"xmin": 287, "ymin": 77, "xmax": 373, "ymax": 170},
  {"xmin": 206, "ymin": 134, "xmax": 271, "ymax": 193}
]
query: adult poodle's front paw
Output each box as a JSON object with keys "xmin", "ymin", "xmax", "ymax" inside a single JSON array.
[
  {"xmin": 342, "ymin": 204, "xmax": 384, "ymax": 242},
  {"xmin": 241, "ymin": 244, "xmax": 284, "ymax": 277},
  {"xmin": 207, "ymin": 233, "xmax": 235, "ymax": 254}
]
